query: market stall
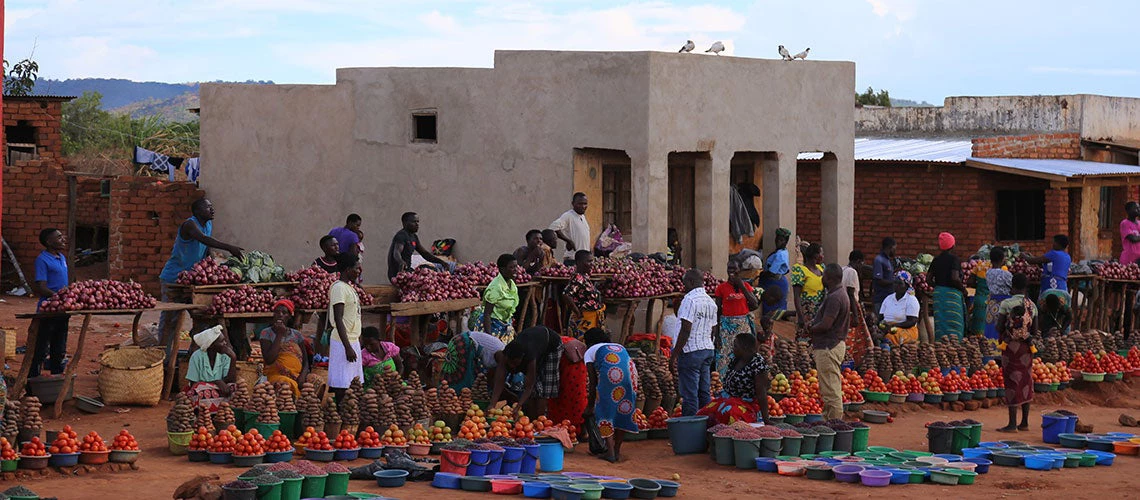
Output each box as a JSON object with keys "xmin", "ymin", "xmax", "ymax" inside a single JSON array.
[
  {"xmin": 604, "ymin": 293, "xmax": 682, "ymax": 348},
  {"xmin": 13, "ymin": 301, "xmax": 203, "ymax": 418}
]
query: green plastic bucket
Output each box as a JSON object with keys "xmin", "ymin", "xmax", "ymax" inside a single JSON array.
[
  {"xmin": 732, "ymin": 438, "xmax": 763, "ymax": 469},
  {"xmin": 713, "ymin": 436, "xmax": 736, "ymax": 465},
  {"xmin": 927, "ymin": 427, "xmax": 954, "ymax": 454},
  {"xmin": 867, "ymin": 446, "xmax": 896, "ymax": 454},
  {"xmin": 781, "ymin": 436, "xmax": 803, "ymax": 457},
  {"xmin": 278, "ymin": 412, "xmax": 298, "ymax": 439},
  {"xmin": 1076, "ymin": 453, "xmax": 1097, "ymax": 467},
  {"xmin": 951, "ymin": 426, "xmax": 972, "ymax": 454},
  {"xmin": 833, "ymin": 429, "xmax": 854, "ymax": 453},
  {"xmin": 760, "ymin": 437, "xmax": 782, "ymax": 458},
  {"xmin": 325, "ymin": 471, "xmax": 350, "ymax": 496},
  {"xmin": 969, "ymin": 423, "xmax": 983, "ymax": 447},
  {"xmin": 299, "ymin": 473, "xmax": 327, "ymax": 498},
  {"xmin": 800, "ymin": 431, "xmax": 819, "ymax": 455},
  {"xmin": 854, "ymin": 451, "xmax": 883, "ymax": 460},
  {"xmin": 851, "ymin": 427, "xmax": 870, "ymax": 452},
  {"xmin": 279, "ymin": 476, "xmax": 302, "ymax": 500},
  {"xmin": 815, "ymin": 430, "xmax": 835, "ymax": 452},
  {"xmin": 253, "ymin": 422, "xmax": 281, "ymax": 438},
  {"xmin": 819, "ymin": 450, "xmax": 849, "ymax": 458},
  {"xmin": 255, "ymin": 477, "xmax": 283, "ymax": 500}
]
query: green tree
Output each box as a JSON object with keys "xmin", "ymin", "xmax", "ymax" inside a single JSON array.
[
  {"xmin": 62, "ymin": 91, "xmax": 113, "ymax": 155},
  {"xmin": 855, "ymin": 86, "xmax": 892, "ymax": 107},
  {"xmin": 3, "ymin": 58, "xmax": 39, "ymax": 96}
]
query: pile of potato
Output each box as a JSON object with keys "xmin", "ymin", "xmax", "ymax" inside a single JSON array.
[
  {"xmin": 230, "ymin": 379, "xmax": 251, "ymax": 411},
  {"xmin": 252, "ymin": 382, "xmax": 280, "ymax": 424},
  {"xmin": 298, "ymin": 382, "xmax": 324, "ymax": 429},
  {"xmin": 361, "ymin": 387, "xmax": 381, "ymax": 429},
  {"xmin": 166, "ymin": 394, "xmax": 195, "ymax": 433},
  {"xmin": 276, "ymin": 384, "xmax": 296, "ymax": 413},
  {"xmin": 438, "ymin": 380, "xmax": 464, "ymax": 415}
]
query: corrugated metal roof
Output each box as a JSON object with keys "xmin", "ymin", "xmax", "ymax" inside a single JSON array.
[
  {"xmin": 7, "ymin": 94, "xmax": 76, "ymax": 101},
  {"xmin": 965, "ymin": 157, "xmax": 1140, "ymax": 179},
  {"xmin": 798, "ymin": 138, "xmax": 972, "ymax": 162}
]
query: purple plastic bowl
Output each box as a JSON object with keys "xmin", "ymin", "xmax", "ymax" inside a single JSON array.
[
  {"xmin": 860, "ymin": 469, "xmax": 892, "ymax": 487},
  {"xmin": 833, "ymin": 464, "xmax": 866, "ymax": 483}
]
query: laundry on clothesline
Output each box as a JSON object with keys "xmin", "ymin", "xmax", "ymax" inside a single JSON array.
[{"xmin": 133, "ymin": 146, "xmax": 200, "ymax": 182}]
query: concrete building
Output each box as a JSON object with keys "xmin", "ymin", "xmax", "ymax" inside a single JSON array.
[{"xmin": 200, "ymin": 50, "xmax": 856, "ymax": 279}]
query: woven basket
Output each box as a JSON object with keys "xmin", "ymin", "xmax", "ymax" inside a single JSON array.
[
  {"xmin": 235, "ymin": 360, "xmax": 263, "ymax": 390},
  {"xmin": 98, "ymin": 346, "xmax": 166, "ymax": 406}
]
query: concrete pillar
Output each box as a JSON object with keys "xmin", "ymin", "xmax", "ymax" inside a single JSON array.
[
  {"xmin": 695, "ymin": 152, "xmax": 732, "ymax": 278},
  {"xmin": 820, "ymin": 152, "xmax": 854, "ymax": 266},
  {"xmin": 762, "ymin": 151, "xmax": 796, "ymax": 251},
  {"xmin": 631, "ymin": 153, "xmax": 668, "ymax": 255}
]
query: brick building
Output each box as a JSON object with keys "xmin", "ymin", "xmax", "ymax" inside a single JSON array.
[
  {"xmin": 793, "ymin": 103, "xmax": 1140, "ymax": 261},
  {"xmin": 1, "ymin": 95, "xmax": 204, "ymax": 295}
]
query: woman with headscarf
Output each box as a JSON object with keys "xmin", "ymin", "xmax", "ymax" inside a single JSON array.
[
  {"xmin": 184, "ymin": 325, "xmax": 237, "ymax": 414},
  {"xmin": 928, "ymin": 232, "xmax": 968, "ymax": 339},
  {"xmin": 997, "ymin": 273, "xmax": 1037, "ymax": 433},
  {"xmin": 563, "ymin": 250, "xmax": 606, "ymax": 339},
  {"xmin": 714, "ymin": 260, "xmax": 759, "ymax": 378},
  {"xmin": 258, "ymin": 299, "xmax": 310, "ymax": 397},
  {"xmin": 757, "ymin": 228, "xmax": 792, "ymax": 319},
  {"xmin": 582, "ymin": 328, "xmax": 638, "ymax": 463},
  {"xmin": 791, "ymin": 243, "xmax": 826, "ymax": 342},
  {"xmin": 1038, "ymin": 289, "xmax": 1072, "ymax": 337},
  {"xmin": 878, "ymin": 271, "xmax": 920, "ymax": 346},
  {"xmin": 983, "ymin": 247, "xmax": 1013, "ymax": 355}
]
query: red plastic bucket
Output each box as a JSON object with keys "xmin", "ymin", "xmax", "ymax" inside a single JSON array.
[{"xmin": 440, "ymin": 449, "xmax": 471, "ymax": 476}]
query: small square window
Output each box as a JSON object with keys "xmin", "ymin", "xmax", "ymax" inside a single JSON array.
[
  {"xmin": 412, "ymin": 113, "xmax": 437, "ymax": 143},
  {"xmin": 995, "ymin": 189, "xmax": 1046, "ymax": 241}
]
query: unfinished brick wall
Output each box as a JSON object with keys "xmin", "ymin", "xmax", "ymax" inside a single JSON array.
[
  {"xmin": 797, "ymin": 162, "xmax": 1067, "ymax": 261},
  {"xmin": 107, "ymin": 177, "xmax": 204, "ymax": 295},
  {"xmin": 971, "ymin": 133, "xmax": 1081, "ymax": 159},
  {"xmin": 75, "ymin": 177, "xmax": 109, "ymax": 226}
]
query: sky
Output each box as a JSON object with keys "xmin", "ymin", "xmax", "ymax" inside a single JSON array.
[{"xmin": 6, "ymin": 0, "xmax": 1140, "ymax": 103}]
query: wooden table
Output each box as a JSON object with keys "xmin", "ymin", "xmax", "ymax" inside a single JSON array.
[
  {"xmin": 12, "ymin": 302, "xmax": 203, "ymax": 418},
  {"xmin": 1093, "ymin": 278, "xmax": 1140, "ymax": 332},
  {"xmin": 390, "ymin": 297, "xmax": 481, "ymax": 347},
  {"xmin": 603, "ymin": 293, "xmax": 683, "ymax": 348},
  {"xmin": 165, "ymin": 281, "xmax": 298, "ymax": 306},
  {"xmin": 476, "ymin": 281, "xmax": 545, "ymax": 331},
  {"xmin": 1067, "ymin": 274, "xmax": 1099, "ymax": 331}
]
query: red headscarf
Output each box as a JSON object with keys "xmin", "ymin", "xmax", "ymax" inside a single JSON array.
[
  {"xmin": 273, "ymin": 298, "xmax": 295, "ymax": 315},
  {"xmin": 938, "ymin": 232, "xmax": 956, "ymax": 251}
]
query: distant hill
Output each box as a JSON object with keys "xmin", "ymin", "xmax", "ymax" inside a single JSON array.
[{"xmin": 31, "ymin": 78, "xmax": 274, "ymax": 121}]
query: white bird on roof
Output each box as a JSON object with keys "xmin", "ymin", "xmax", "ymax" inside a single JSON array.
[
  {"xmin": 679, "ymin": 40, "xmax": 695, "ymax": 53},
  {"xmin": 778, "ymin": 45, "xmax": 792, "ymax": 61},
  {"xmin": 706, "ymin": 41, "xmax": 725, "ymax": 55},
  {"xmin": 793, "ymin": 48, "xmax": 810, "ymax": 60}
]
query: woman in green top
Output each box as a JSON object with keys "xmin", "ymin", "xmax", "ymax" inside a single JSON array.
[
  {"xmin": 470, "ymin": 254, "xmax": 520, "ymax": 343},
  {"xmin": 184, "ymin": 325, "xmax": 237, "ymax": 414}
]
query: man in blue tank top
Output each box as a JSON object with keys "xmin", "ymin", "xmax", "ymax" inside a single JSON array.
[{"xmin": 158, "ymin": 198, "xmax": 244, "ymax": 353}]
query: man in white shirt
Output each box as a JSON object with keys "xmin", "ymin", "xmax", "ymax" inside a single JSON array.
[
  {"xmin": 671, "ymin": 268, "xmax": 718, "ymax": 416},
  {"xmin": 548, "ymin": 192, "xmax": 591, "ymax": 264}
]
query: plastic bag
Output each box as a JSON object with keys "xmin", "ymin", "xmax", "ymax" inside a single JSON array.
[
  {"xmin": 583, "ymin": 415, "xmax": 609, "ymax": 456},
  {"xmin": 594, "ymin": 225, "xmax": 624, "ymax": 254}
]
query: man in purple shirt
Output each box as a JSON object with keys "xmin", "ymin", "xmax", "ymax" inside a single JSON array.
[{"xmin": 329, "ymin": 214, "xmax": 363, "ymax": 255}]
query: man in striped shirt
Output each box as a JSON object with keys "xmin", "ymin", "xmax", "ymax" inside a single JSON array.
[{"xmin": 672, "ymin": 268, "xmax": 719, "ymax": 416}]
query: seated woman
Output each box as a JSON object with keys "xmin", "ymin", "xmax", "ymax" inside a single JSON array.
[
  {"xmin": 1038, "ymin": 289, "xmax": 1072, "ymax": 337},
  {"xmin": 258, "ymin": 299, "xmax": 310, "ymax": 397},
  {"xmin": 469, "ymin": 254, "xmax": 521, "ymax": 342},
  {"xmin": 361, "ymin": 326, "xmax": 403, "ymax": 387},
  {"xmin": 878, "ymin": 271, "xmax": 920, "ymax": 346},
  {"xmin": 442, "ymin": 330, "xmax": 505, "ymax": 390},
  {"xmin": 185, "ymin": 326, "xmax": 237, "ymax": 414},
  {"xmin": 697, "ymin": 333, "xmax": 770, "ymax": 425},
  {"xmin": 563, "ymin": 250, "xmax": 606, "ymax": 339},
  {"xmin": 582, "ymin": 328, "xmax": 638, "ymax": 463}
]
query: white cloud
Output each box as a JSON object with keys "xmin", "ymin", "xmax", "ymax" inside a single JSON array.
[
  {"xmin": 58, "ymin": 37, "xmax": 158, "ymax": 81},
  {"xmin": 866, "ymin": 0, "xmax": 917, "ymax": 21},
  {"xmin": 279, "ymin": 2, "xmax": 745, "ymax": 74},
  {"xmin": 1030, "ymin": 66, "xmax": 1139, "ymax": 77}
]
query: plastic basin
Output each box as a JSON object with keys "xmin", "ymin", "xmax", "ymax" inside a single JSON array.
[
  {"xmin": 462, "ymin": 476, "xmax": 493, "ymax": 492},
  {"xmin": 776, "ymin": 461, "xmax": 807, "ymax": 476},
  {"xmin": 1086, "ymin": 450, "xmax": 1116, "ymax": 466},
  {"xmin": 48, "ymin": 452, "xmax": 79, "ymax": 467},
  {"xmin": 929, "ymin": 470, "xmax": 960, "ymax": 485},
  {"xmin": 754, "ymin": 457, "xmax": 778, "ymax": 472},
  {"xmin": 333, "ymin": 447, "xmax": 361, "ymax": 461},
  {"xmin": 432, "ymin": 472, "xmax": 463, "ymax": 489},
  {"xmin": 627, "ymin": 479, "xmax": 660, "ymax": 499},
  {"xmin": 493, "ymin": 479, "xmax": 525, "ymax": 495},
  {"xmin": 979, "ymin": 441, "xmax": 1009, "ymax": 450},
  {"xmin": 207, "ymin": 451, "xmax": 233, "ymax": 464},
  {"xmin": 600, "ymin": 482, "xmax": 633, "ymax": 499},
  {"xmin": 832, "ymin": 464, "xmax": 865, "ymax": 483},
  {"xmin": 652, "ymin": 480, "xmax": 679, "ymax": 497},
  {"xmin": 232, "ymin": 454, "xmax": 265, "ymax": 467},
  {"xmin": 374, "ymin": 469, "xmax": 409, "ymax": 488},
  {"xmin": 964, "ymin": 457, "xmax": 992, "ymax": 473},
  {"xmin": 265, "ymin": 449, "xmax": 294, "ymax": 463},
  {"xmin": 305, "ymin": 448, "xmax": 335, "ymax": 462},
  {"xmin": 944, "ymin": 461, "xmax": 977, "ymax": 472},
  {"xmin": 1058, "ymin": 433, "xmax": 1088, "ymax": 449},
  {"xmin": 1024, "ymin": 455, "xmax": 1054, "ymax": 470},
  {"xmin": 861, "ymin": 410, "xmax": 890, "ymax": 424},
  {"xmin": 859, "ymin": 469, "xmax": 891, "ymax": 487},
  {"xmin": 886, "ymin": 468, "xmax": 910, "ymax": 484},
  {"xmin": 109, "ymin": 449, "xmax": 141, "ymax": 464},
  {"xmin": 1113, "ymin": 442, "xmax": 1140, "ymax": 455},
  {"xmin": 916, "ymin": 456, "xmax": 948, "ymax": 465},
  {"xmin": 1087, "ymin": 439, "xmax": 1117, "ymax": 452},
  {"xmin": 947, "ymin": 469, "xmax": 978, "ymax": 485},
  {"xmin": 961, "ymin": 447, "xmax": 991, "ymax": 460},
  {"xmin": 79, "ymin": 450, "xmax": 111, "ymax": 465},
  {"xmin": 805, "ymin": 465, "xmax": 833, "ymax": 480},
  {"xmin": 552, "ymin": 485, "xmax": 587, "ymax": 500},
  {"xmin": 991, "ymin": 452, "xmax": 1023, "ymax": 467},
  {"xmin": 1075, "ymin": 453, "xmax": 1098, "ymax": 467}
]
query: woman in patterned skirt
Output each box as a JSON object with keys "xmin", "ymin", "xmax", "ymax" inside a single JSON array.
[{"xmin": 583, "ymin": 329, "xmax": 638, "ymax": 463}]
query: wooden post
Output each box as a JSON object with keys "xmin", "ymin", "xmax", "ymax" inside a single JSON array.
[{"xmin": 67, "ymin": 175, "xmax": 77, "ymax": 284}]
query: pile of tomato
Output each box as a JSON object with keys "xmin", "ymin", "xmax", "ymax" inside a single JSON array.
[
  {"xmin": 22, "ymin": 437, "xmax": 47, "ymax": 457},
  {"xmin": 79, "ymin": 431, "xmax": 108, "ymax": 452},
  {"xmin": 358, "ymin": 426, "xmax": 382, "ymax": 448},
  {"xmin": 49, "ymin": 425, "xmax": 80, "ymax": 454},
  {"xmin": 334, "ymin": 430, "xmax": 358, "ymax": 450},
  {"xmin": 265, "ymin": 430, "xmax": 293, "ymax": 452}
]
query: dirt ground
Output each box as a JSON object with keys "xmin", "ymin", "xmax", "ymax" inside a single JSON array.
[{"xmin": 1, "ymin": 295, "xmax": 1139, "ymax": 500}]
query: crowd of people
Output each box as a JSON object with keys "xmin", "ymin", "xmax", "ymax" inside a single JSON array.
[{"xmin": 30, "ymin": 193, "xmax": 1140, "ymax": 463}]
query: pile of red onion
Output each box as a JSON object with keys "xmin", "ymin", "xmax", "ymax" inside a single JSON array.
[
  {"xmin": 288, "ymin": 266, "xmax": 374, "ymax": 309},
  {"xmin": 455, "ymin": 262, "xmax": 533, "ymax": 287},
  {"xmin": 206, "ymin": 285, "xmax": 274, "ymax": 315},
  {"xmin": 1009, "ymin": 257, "xmax": 1042, "ymax": 281},
  {"xmin": 538, "ymin": 264, "xmax": 575, "ymax": 278},
  {"xmin": 604, "ymin": 261, "xmax": 679, "ymax": 298},
  {"xmin": 176, "ymin": 258, "xmax": 240, "ymax": 285},
  {"xmin": 392, "ymin": 267, "xmax": 478, "ymax": 302},
  {"xmin": 1094, "ymin": 261, "xmax": 1140, "ymax": 280},
  {"xmin": 40, "ymin": 279, "xmax": 157, "ymax": 312},
  {"xmin": 590, "ymin": 256, "xmax": 626, "ymax": 275}
]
